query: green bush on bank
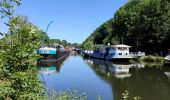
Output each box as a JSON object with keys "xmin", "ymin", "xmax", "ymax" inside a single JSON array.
[
  {"xmin": 0, "ymin": 16, "xmax": 47, "ymax": 99},
  {"xmin": 140, "ymin": 55, "xmax": 165, "ymax": 63},
  {"xmin": 130, "ymin": 55, "xmax": 165, "ymax": 63},
  {"xmin": 53, "ymin": 90, "xmax": 87, "ymax": 100},
  {"xmin": 130, "ymin": 55, "xmax": 166, "ymax": 68}
]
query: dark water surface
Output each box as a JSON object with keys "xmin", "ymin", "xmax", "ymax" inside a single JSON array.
[{"xmin": 38, "ymin": 52, "xmax": 170, "ymax": 100}]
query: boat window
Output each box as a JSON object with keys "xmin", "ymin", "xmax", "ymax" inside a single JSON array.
[
  {"xmin": 118, "ymin": 47, "xmax": 127, "ymax": 50},
  {"xmin": 119, "ymin": 53, "xmax": 122, "ymax": 55}
]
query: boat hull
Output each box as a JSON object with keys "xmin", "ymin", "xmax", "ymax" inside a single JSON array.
[
  {"xmin": 40, "ymin": 50, "xmax": 70, "ymax": 60},
  {"xmin": 83, "ymin": 52, "xmax": 132, "ymax": 61}
]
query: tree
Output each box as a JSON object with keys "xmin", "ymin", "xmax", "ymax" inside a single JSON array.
[
  {"xmin": 0, "ymin": 0, "xmax": 21, "ymax": 19},
  {"xmin": 83, "ymin": 0, "xmax": 170, "ymax": 55}
]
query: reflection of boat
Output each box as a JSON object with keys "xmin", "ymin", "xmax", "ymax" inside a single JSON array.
[
  {"xmin": 37, "ymin": 53, "xmax": 69, "ymax": 74},
  {"xmin": 37, "ymin": 44, "xmax": 70, "ymax": 59},
  {"xmin": 108, "ymin": 63, "xmax": 132, "ymax": 78},
  {"xmin": 38, "ymin": 66, "xmax": 57, "ymax": 74},
  {"xmin": 164, "ymin": 72, "xmax": 170, "ymax": 82},
  {"xmin": 84, "ymin": 58, "xmax": 144, "ymax": 79},
  {"xmin": 84, "ymin": 57, "xmax": 170, "ymax": 100},
  {"xmin": 84, "ymin": 44, "xmax": 145, "ymax": 61}
]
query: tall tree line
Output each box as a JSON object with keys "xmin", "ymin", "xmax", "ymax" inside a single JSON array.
[{"xmin": 83, "ymin": 0, "xmax": 170, "ymax": 55}]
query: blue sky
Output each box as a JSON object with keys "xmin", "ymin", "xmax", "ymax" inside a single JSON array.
[{"xmin": 0, "ymin": 0, "xmax": 128, "ymax": 43}]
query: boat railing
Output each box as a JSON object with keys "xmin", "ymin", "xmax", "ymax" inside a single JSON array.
[
  {"xmin": 130, "ymin": 52, "xmax": 145, "ymax": 57},
  {"xmin": 84, "ymin": 50, "xmax": 94, "ymax": 54}
]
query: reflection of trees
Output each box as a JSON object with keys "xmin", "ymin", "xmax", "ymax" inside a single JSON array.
[
  {"xmin": 84, "ymin": 58, "xmax": 170, "ymax": 100},
  {"xmin": 70, "ymin": 51, "xmax": 78, "ymax": 56}
]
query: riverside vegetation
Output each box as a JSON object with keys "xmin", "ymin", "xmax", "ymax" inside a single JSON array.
[
  {"xmin": 0, "ymin": 0, "xmax": 85, "ymax": 99},
  {"xmin": 129, "ymin": 55, "xmax": 167, "ymax": 67}
]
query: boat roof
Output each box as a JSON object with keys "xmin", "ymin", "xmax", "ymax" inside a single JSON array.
[
  {"xmin": 95, "ymin": 44, "xmax": 131, "ymax": 48},
  {"xmin": 109, "ymin": 44, "xmax": 131, "ymax": 48}
]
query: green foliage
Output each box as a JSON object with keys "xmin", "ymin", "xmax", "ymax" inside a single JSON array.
[
  {"xmin": 83, "ymin": 0, "xmax": 170, "ymax": 54},
  {"xmin": 97, "ymin": 95, "xmax": 101, "ymax": 100},
  {"xmin": 70, "ymin": 43, "xmax": 82, "ymax": 48},
  {"xmin": 122, "ymin": 90, "xmax": 142, "ymax": 100},
  {"xmin": 82, "ymin": 40, "xmax": 94, "ymax": 50},
  {"xmin": 62, "ymin": 40, "xmax": 67, "ymax": 46},
  {"xmin": 49, "ymin": 39, "xmax": 68, "ymax": 46},
  {"xmin": 50, "ymin": 39, "xmax": 62, "ymax": 44},
  {"xmin": 0, "ymin": 16, "xmax": 46, "ymax": 99},
  {"xmin": 53, "ymin": 90, "xmax": 87, "ymax": 100},
  {"xmin": 49, "ymin": 39, "xmax": 82, "ymax": 48},
  {"xmin": 0, "ymin": 0, "xmax": 21, "ymax": 19},
  {"xmin": 140, "ymin": 55, "xmax": 165, "ymax": 63},
  {"xmin": 122, "ymin": 90, "xmax": 130, "ymax": 100}
]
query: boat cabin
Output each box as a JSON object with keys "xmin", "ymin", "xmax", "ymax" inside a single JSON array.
[{"xmin": 100, "ymin": 44, "xmax": 131, "ymax": 56}]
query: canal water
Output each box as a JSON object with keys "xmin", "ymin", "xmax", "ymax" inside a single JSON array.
[{"xmin": 38, "ymin": 52, "xmax": 170, "ymax": 100}]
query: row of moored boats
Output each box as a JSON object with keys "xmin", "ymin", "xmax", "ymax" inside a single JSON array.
[
  {"xmin": 83, "ymin": 44, "xmax": 145, "ymax": 61},
  {"xmin": 37, "ymin": 43, "xmax": 170, "ymax": 62}
]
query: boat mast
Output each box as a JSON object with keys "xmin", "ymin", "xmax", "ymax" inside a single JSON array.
[
  {"xmin": 42, "ymin": 21, "xmax": 53, "ymax": 46},
  {"xmin": 121, "ymin": 36, "xmax": 123, "ymax": 44}
]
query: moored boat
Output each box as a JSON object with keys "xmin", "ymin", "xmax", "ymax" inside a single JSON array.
[
  {"xmin": 37, "ymin": 44, "xmax": 70, "ymax": 59},
  {"xmin": 83, "ymin": 44, "xmax": 145, "ymax": 61}
]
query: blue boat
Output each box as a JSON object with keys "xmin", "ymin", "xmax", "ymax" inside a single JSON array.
[
  {"xmin": 37, "ymin": 45, "xmax": 57, "ymax": 55},
  {"xmin": 37, "ymin": 44, "xmax": 70, "ymax": 59}
]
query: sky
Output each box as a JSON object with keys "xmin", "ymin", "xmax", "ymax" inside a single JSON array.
[{"xmin": 0, "ymin": 0, "xmax": 128, "ymax": 43}]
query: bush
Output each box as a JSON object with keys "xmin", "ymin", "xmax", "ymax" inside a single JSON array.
[{"xmin": 140, "ymin": 55, "xmax": 165, "ymax": 63}]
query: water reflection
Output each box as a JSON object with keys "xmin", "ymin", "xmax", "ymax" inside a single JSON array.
[
  {"xmin": 84, "ymin": 58, "xmax": 144, "ymax": 79},
  {"xmin": 37, "ymin": 55, "xmax": 69, "ymax": 74},
  {"xmin": 37, "ymin": 53, "xmax": 170, "ymax": 100},
  {"xmin": 83, "ymin": 58, "xmax": 170, "ymax": 100}
]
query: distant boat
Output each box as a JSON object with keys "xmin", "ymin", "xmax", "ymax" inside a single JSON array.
[
  {"xmin": 83, "ymin": 44, "xmax": 145, "ymax": 61},
  {"xmin": 37, "ymin": 44, "xmax": 70, "ymax": 59}
]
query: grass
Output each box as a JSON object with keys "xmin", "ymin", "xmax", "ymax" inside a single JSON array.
[{"xmin": 130, "ymin": 55, "xmax": 167, "ymax": 68}]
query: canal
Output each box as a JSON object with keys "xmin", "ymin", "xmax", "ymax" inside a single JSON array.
[{"xmin": 38, "ymin": 52, "xmax": 170, "ymax": 100}]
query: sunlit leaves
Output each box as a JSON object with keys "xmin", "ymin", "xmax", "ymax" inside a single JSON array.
[
  {"xmin": 0, "ymin": 16, "xmax": 46, "ymax": 99},
  {"xmin": 83, "ymin": 0, "xmax": 170, "ymax": 54}
]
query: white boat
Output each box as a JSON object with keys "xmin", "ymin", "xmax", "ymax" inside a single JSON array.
[
  {"xmin": 165, "ymin": 55, "xmax": 170, "ymax": 61},
  {"xmin": 165, "ymin": 49, "xmax": 170, "ymax": 62},
  {"xmin": 84, "ymin": 44, "xmax": 145, "ymax": 61}
]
